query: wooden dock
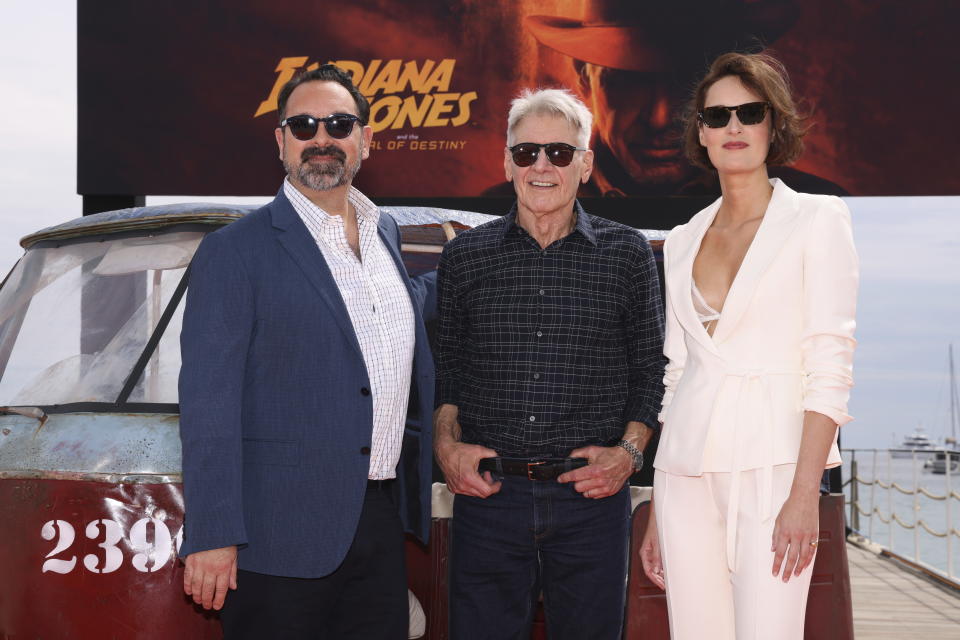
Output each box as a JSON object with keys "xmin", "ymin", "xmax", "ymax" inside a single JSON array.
[{"xmin": 848, "ymin": 543, "xmax": 960, "ymax": 638}]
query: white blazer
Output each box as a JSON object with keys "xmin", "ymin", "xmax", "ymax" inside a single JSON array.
[{"xmin": 654, "ymin": 179, "xmax": 858, "ymax": 483}]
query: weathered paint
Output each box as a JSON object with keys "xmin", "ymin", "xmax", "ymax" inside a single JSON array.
[
  {"xmin": 0, "ymin": 477, "xmax": 220, "ymax": 638},
  {"xmin": 0, "ymin": 413, "xmax": 183, "ymax": 482}
]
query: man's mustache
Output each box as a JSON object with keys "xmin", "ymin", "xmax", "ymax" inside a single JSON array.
[{"xmin": 301, "ymin": 146, "xmax": 346, "ymax": 163}]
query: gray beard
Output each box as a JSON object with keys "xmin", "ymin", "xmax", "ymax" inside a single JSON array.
[{"xmin": 287, "ymin": 156, "xmax": 362, "ymax": 191}]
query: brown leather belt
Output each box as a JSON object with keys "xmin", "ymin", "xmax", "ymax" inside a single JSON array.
[{"xmin": 478, "ymin": 457, "xmax": 588, "ymax": 481}]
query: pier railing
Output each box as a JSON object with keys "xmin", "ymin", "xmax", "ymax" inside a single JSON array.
[{"xmin": 842, "ymin": 448, "xmax": 960, "ymax": 586}]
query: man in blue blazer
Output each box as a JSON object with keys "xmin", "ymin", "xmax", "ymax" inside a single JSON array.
[{"xmin": 178, "ymin": 64, "xmax": 435, "ymax": 639}]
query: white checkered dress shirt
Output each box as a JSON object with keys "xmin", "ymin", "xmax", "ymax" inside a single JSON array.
[{"xmin": 284, "ymin": 180, "xmax": 415, "ymax": 480}]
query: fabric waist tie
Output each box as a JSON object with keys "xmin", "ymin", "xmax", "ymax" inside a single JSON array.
[{"xmin": 724, "ymin": 368, "xmax": 803, "ymax": 573}]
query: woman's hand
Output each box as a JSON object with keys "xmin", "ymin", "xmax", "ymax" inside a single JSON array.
[
  {"xmin": 640, "ymin": 503, "xmax": 666, "ymax": 590},
  {"xmin": 771, "ymin": 490, "xmax": 820, "ymax": 582}
]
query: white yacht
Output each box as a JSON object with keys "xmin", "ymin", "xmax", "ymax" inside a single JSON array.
[{"xmin": 891, "ymin": 427, "xmax": 937, "ymax": 459}]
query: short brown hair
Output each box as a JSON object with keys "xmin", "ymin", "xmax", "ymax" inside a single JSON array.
[
  {"xmin": 682, "ymin": 52, "xmax": 806, "ymax": 170},
  {"xmin": 277, "ymin": 64, "xmax": 370, "ymax": 125}
]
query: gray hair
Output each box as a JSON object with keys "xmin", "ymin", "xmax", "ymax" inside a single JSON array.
[{"xmin": 506, "ymin": 88, "xmax": 593, "ymax": 149}]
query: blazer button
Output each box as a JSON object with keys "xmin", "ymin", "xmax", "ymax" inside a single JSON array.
[
  {"xmin": 360, "ymin": 387, "xmax": 371, "ymax": 396},
  {"xmin": 360, "ymin": 446, "xmax": 371, "ymax": 455}
]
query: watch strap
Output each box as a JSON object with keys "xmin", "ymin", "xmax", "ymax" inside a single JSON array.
[{"xmin": 616, "ymin": 439, "xmax": 644, "ymax": 471}]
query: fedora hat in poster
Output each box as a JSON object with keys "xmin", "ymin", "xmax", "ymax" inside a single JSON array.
[{"xmin": 525, "ymin": 0, "xmax": 800, "ymax": 72}]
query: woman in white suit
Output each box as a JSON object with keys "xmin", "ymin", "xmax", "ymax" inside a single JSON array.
[{"xmin": 639, "ymin": 52, "xmax": 858, "ymax": 640}]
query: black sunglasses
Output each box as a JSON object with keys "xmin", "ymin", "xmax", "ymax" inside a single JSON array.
[
  {"xmin": 698, "ymin": 102, "xmax": 770, "ymax": 128},
  {"xmin": 280, "ymin": 113, "xmax": 363, "ymax": 140},
  {"xmin": 509, "ymin": 142, "xmax": 588, "ymax": 168}
]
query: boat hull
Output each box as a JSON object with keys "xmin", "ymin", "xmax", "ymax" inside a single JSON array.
[{"xmin": 890, "ymin": 450, "xmax": 935, "ymax": 459}]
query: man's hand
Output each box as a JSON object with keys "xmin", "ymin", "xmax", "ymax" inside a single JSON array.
[
  {"xmin": 434, "ymin": 404, "xmax": 502, "ymax": 498},
  {"xmin": 183, "ymin": 546, "xmax": 238, "ymax": 610},
  {"xmin": 557, "ymin": 421, "xmax": 652, "ymax": 499},
  {"xmin": 556, "ymin": 444, "xmax": 633, "ymax": 498},
  {"xmin": 436, "ymin": 440, "xmax": 502, "ymax": 497}
]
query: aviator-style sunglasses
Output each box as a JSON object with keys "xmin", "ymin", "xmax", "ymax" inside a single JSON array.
[
  {"xmin": 698, "ymin": 101, "xmax": 771, "ymax": 128},
  {"xmin": 509, "ymin": 142, "xmax": 589, "ymax": 168},
  {"xmin": 280, "ymin": 113, "xmax": 363, "ymax": 140}
]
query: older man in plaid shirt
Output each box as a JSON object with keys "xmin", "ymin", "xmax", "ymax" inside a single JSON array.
[{"xmin": 434, "ymin": 88, "xmax": 665, "ymax": 640}]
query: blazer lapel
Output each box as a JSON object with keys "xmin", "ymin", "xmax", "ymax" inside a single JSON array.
[
  {"xmin": 669, "ymin": 199, "xmax": 723, "ymax": 357},
  {"xmin": 269, "ymin": 190, "xmax": 364, "ymax": 359},
  {"xmin": 711, "ymin": 178, "xmax": 803, "ymax": 344}
]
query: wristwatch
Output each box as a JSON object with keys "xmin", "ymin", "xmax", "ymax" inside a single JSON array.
[{"xmin": 616, "ymin": 439, "xmax": 644, "ymax": 472}]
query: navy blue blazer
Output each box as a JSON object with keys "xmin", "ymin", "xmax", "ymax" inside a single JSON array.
[{"xmin": 178, "ymin": 188, "xmax": 436, "ymax": 578}]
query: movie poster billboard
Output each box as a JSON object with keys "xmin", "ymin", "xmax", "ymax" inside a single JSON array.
[{"xmin": 78, "ymin": 0, "xmax": 960, "ymax": 201}]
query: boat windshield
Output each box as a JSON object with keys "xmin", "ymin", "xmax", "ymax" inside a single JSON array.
[{"xmin": 0, "ymin": 230, "xmax": 205, "ymax": 407}]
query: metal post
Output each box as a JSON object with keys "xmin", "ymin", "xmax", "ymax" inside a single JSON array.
[
  {"xmin": 913, "ymin": 450, "xmax": 920, "ymax": 564},
  {"xmin": 868, "ymin": 449, "xmax": 877, "ymax": 541},
  {"xmin": 947, "ymin": 446, "xmax": 954, "ymax": 579},
  {"xmin": 888, "ymin": 450, "xmax": 894, "ymax": 552},
  {"xmin": 850, "ymin": 457, "xmax": 859, "ymax": 532},
  {"xmin": 148, "ymin": 270, "xmax": 162, "ymax": 400}
]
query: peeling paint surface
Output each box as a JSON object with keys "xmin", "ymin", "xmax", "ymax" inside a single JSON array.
[{"xmin": 0, "ymin": 413, "xmax": 182, "ymax": 480}]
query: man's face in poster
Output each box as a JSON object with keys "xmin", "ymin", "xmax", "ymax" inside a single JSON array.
[{"xmin": 578, "ymin": 62, "xmax": 692, "ymax": 188}]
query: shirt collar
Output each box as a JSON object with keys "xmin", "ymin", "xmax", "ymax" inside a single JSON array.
[
  {"xmin": 500, "ymin": 200, "xmax": 597, "ymax": 247},
  {"xmin": 283, "ymin": 178, "xmax": 380, "ymax": 225}
]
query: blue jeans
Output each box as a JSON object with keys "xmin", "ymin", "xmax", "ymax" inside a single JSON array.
[{"xmin": 450, "ymin": 475, "xmax": 631, "ymax": 640}]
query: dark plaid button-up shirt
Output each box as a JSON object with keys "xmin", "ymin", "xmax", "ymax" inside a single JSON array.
[{"xmin": 436, "ymin": 202, "xmax": 666, "ymax": 458}]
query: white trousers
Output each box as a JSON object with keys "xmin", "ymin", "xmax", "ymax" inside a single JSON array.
[{"xmin": 654, "ymin": 466, "xmax": 814, "ymax": 640}]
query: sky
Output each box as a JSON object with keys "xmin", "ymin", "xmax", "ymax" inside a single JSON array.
[{"xmin": 1, "ymin": 4, "xmax": 958, "ymax": 450}]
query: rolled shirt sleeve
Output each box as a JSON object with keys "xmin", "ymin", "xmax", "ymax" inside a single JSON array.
[{"xmin": 800, "ymin": 197, "xmax": 859, "ymax": 426}]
